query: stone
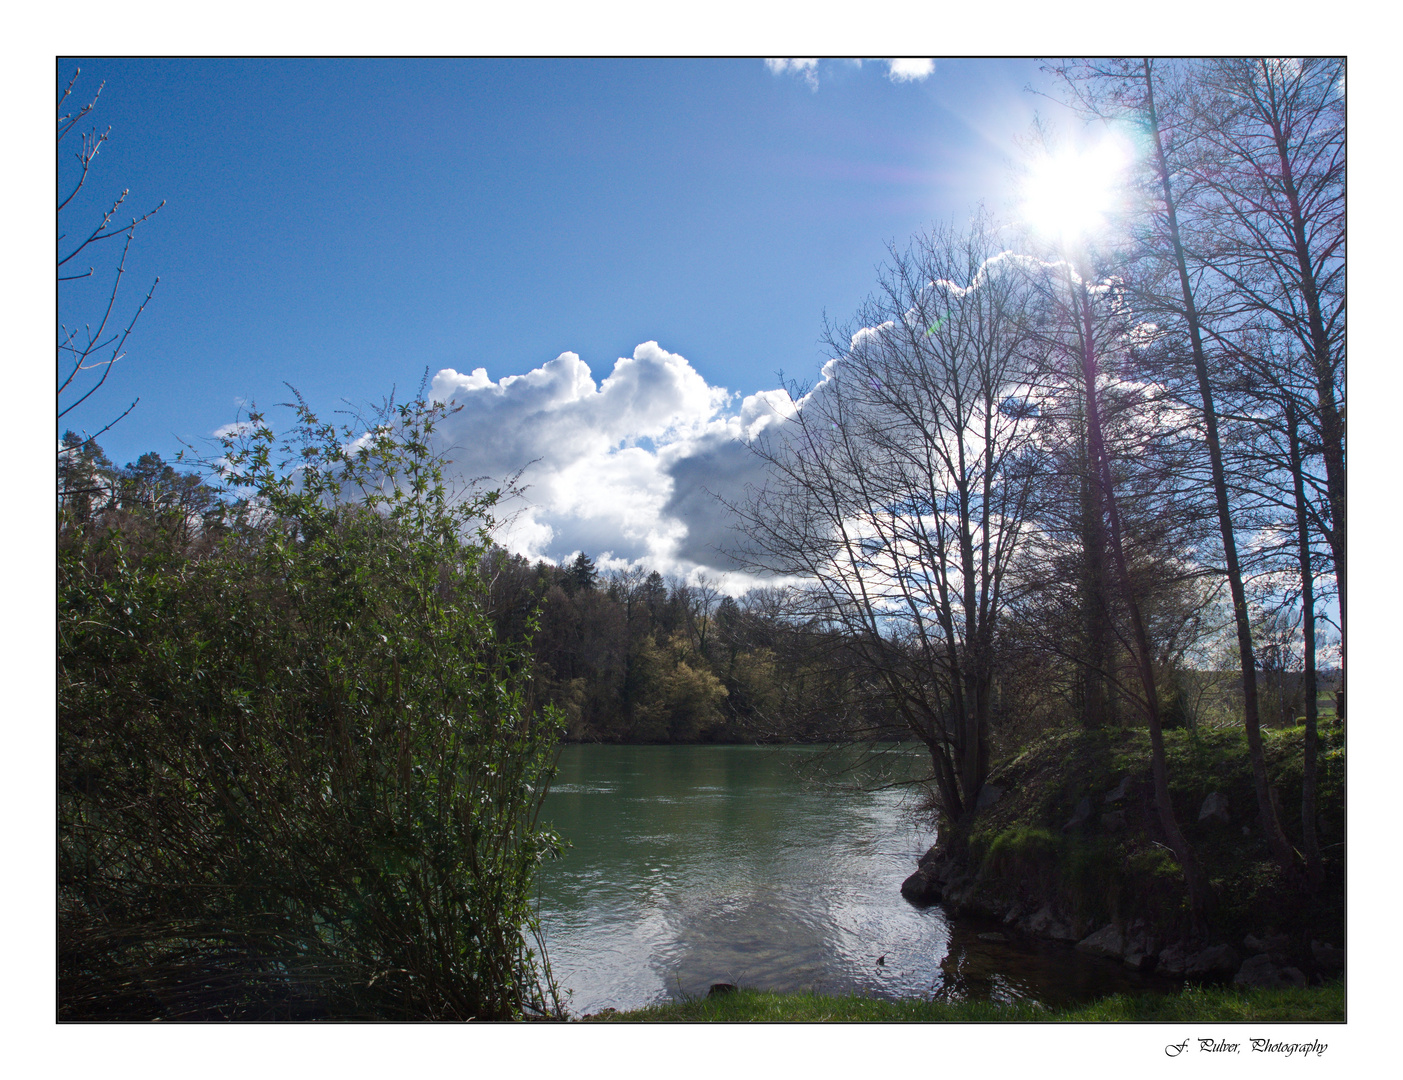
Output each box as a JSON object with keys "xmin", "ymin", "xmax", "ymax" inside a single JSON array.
[
  {"xmin": 707, "ymin": 983, "xmax": 738, "ymax": 997},
  {"xmin": 1022, "ymin": 904, "xmax": 1055, "ymax": 935},
  {"xmin": 1076, "ymin": 924, "xmax": 1126, "ymax": 960},
  {"xmin": 939, "ymin": 871, "xmax": 976, "ymax": 908},
  {"xmin": 900, "ymin": 867, "xmax": 941, "ymax": 906},
  {"xmin": 1062, "ymin": 796, "xmax": 1094, "ymax": 833},
  {"xmin": 978, "ymin": 932, "xmax": 1008, "ymax": 943},
  {"xmin": 1104, "ymin": 775, "xmax": 1133, "ymax": 804},
  {"xmin": 1198, "ymin": 791, "xmax": 1231, "ymax": 826},
  {"xmin": 1158, "ymin": 942, "xmax": 1191, "ymax": 977},
  {"xmin": 1099, "ymin": 809, "xmax": 1126, "ymax": 833},
  {"xmin": 975, "ymin": 783, "xmax": 1004, "ymax": 812},
  {"xmin": 1244, "ymin": 932, "xmax": 1290, "ymax": 958},
  {"xmin": 1124, "ymin": 951, "xmax": 1155, "ymax": 972},
  {"xmin": 1310, "ymin": 940, "xmax": 1345, "ymax": 971},
  {"xmin": 1234, "ymin": 953, "xmax": 1295, "ymax": 989},
  {"xmin": 1184, "ymin": 943, "xmax": 1240, "ymax": 979},
  {"xmin": 1022, "ymin": 904, "xmax": 1078, "ymax": 942},
  {"xmin": 1282, "ymin": 967, "xmax": 1308, "ymax": 988},
  {"xmin": 1123, "ymin": 921, "xmax": 1158, "ymax": 961}
]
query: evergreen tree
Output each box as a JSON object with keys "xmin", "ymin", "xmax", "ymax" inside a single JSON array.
[{"xmin": 566, "ymin": 551, "xmax": 599, "ymax": 593}]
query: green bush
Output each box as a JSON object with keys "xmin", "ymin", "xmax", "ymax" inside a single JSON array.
[{"xmin": 58, "ymin": 395, "xmax": 563, "ymax": 1019}]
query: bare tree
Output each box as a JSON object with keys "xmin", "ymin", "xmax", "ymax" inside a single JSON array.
[
  {"xmin": 731, "ymin": 215, "xmax": 1044, "ymax": 838},
  {"xmin": 1187, "ymin": 59, "xmax": 1345, "ymax": 643},
  {"xmin": 1045, "ymin": 57, "xmax": 1318, "ymax": 883},
  {"xmin": 1219, "ymin": 331, "xmax": 1334, "ymax": 888},
  {"xmin": 1012, "ymin": 313, "xmax": 1223, "ymax": 725},
  {"xmin": 675, "ymin": 572, "xmax": 724, "ymax": 661},
  {"xmin": 1021, "ymin": 247, "xmax": 1217, "ymax": 926},
  {"xmin": 57, "ymin": 69, "xmax": 164, "ymax": 459}
]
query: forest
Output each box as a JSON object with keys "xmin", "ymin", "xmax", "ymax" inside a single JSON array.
[{"xmin": 58, "ymin": 58, "xmax": 1343, "ymax": 1018}]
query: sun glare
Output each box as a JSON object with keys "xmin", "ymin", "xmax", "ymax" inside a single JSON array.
[{"xmin": 1021, "ymin": 140, "xmax": 1130, "ymax": 244}]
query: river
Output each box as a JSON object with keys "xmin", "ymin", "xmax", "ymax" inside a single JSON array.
[{"xmin": 535, "ymin": 743, "xmax": 1177, "ymax": 1016}]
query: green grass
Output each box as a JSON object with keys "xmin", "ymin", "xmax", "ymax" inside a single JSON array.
[{"xmin": 586, "ymin": 981, "xmax": 1343, "ymax": 1022}]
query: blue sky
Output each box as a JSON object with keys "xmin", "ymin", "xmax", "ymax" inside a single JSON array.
[{"xmin": 54, "ymin": 58, "xmax": 1129, "ymax": 578}]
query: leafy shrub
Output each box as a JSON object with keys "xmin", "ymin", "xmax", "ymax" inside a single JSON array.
[{"xmin": 58, "ymin": 395, "xmax": 563, "ymax": 1019}]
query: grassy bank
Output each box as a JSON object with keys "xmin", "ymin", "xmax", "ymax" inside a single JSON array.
[
  {"xmin": 587, "ymin": 981, "xmax": 1344, "ymax": 1022},
  {"xmin": 946, "ymin": 722, "xmax": 1345, "ymax": 949}
]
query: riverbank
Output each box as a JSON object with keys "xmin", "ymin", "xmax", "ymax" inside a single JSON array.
[
  {"xmin": 899, "ymin": 724, "xmax": 1345, "ymax": 989},
  {"xmin": 583, "ymin": 980, "xmax": 1344, "ymax": 1021}
]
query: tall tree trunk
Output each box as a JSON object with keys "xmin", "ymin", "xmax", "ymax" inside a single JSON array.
[
  {"xmin": 1141, "ymin": 59, "xmax": 1299, "ymax": 882},
  {"xmin": 1286, "ymin": 396, "xmax": 1324, "ymax": 889},
  {"xmin": 1074, "ymin": 271, "xmax": 1216, "ymax": 928},
  {"xmin": 1077, "ymin": 409, "xmax": 1114, "ymax": 729}
]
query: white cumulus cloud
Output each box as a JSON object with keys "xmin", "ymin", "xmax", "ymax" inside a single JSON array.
[
  {"xmin": 426, "ymin": 342, "xmax": 784, "ymax": 586},
  {"xmin": 884, "ymin": 58, "xmax": 935, "ymax": 82}
]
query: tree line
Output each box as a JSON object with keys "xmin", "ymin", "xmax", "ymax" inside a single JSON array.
[{"xmin": 58, "ymin": 430, "xmax": 869, "ymax": 748}]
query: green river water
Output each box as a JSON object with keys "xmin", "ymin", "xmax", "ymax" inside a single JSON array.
[{"xmin": 535, "ymin": 744, "xmax": 1179, "ymax": 1016}]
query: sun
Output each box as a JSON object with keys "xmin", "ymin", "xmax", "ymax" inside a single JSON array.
[{"xmin": 1021, "ymin": 140, "xmax": 1131, "ymax": 245}]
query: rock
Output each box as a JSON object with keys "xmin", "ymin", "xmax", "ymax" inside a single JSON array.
[
  {"xmin": 1076, "ymin": 924, "xmax": 1126, "ymax": 960},
  {"xmin": 1158, "ymin": 942, "xmax": 1191, "ymax": 977},
  {"xmin": 1282, "ymin": 966, "xmax": 1308, "ymax": 988},
  {"xmin": 1184, "ymin": 943, "xmax": 1240, "ymax": 979},
  {"xmin": 1004, "ymin": 902, "xmax": 1024, "ymax": 925},
  {"xmin": 1062, "ymin": 796, "xmax": 1094, "ymax": 833},
  {"xmin": 1099, "ymin": 809, "xmax": 1126, "ymax": 833},
  {"xmin": 900, "ymin": 867, "xmax": 941, "ymax": 906},
  {"xmin": 1234, "ymin": 953, "xmax": 1302, "ymax": 989},
  {"xmin": 707, "ymin": 983, "xmax": 738, "ymax": 997},
  {"xmin": 1311, "ymin": 941, "xmax": 1344, "ymax": 971},
  {"xmin": 1123, "ymin": 920, "xmax": 1158, "ymax": 961},
  {"xmin": 937, "ymin": 868, "xmax": 977, "ymax": 911},
  {"xmin": 1233, "ymin": 954, "xmax": 1274, "ymax": 987},
  {"xmin": 1104, "ymin": 775, "xmax": 1133, "ymax": 804},
  {"xmin": 975, "ymin": 783, "xmax": 1004, "ymax": 812},
  {"xmin": 1198, "ymin": 791, "xmax": 1231, "ymax": 826},
  {"xmin": 978, "ymin": 932, "xmax": 1008, "ymax": 943},
  {"xmin": 1244, "ymin": 932, "xmax": 1290, "ymax": 958},
  {"xmin": 1022, "ymin": 905, "xmax": 1054, "ymax": 935},
  {"xmin": 1241, "ymin": 825, "xmax": 1251, "ymax": 837},
  {"xmin": 1124, "ymin": 951, "xmax": 1156, "ymax": 972},
  {"xmin": 1022, "ymin": 904, "xmax": 1079, "ymax": 942}
]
